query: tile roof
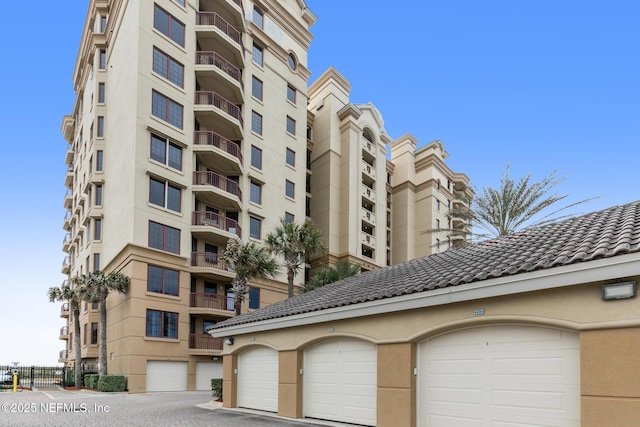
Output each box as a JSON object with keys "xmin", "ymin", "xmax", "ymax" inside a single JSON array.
[{"xmin": 212, "ymin": 200, "xmax": 640, "ymax": 330}]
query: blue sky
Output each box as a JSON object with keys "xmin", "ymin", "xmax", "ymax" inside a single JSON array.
[{"xmin": 0, "ymin": 1, "xmax": 637, "ymax": 365}]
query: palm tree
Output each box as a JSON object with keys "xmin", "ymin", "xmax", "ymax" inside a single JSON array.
[
  {"xmin": 221, "ymin": 238, "xmax": 279, "ymax": 315},
  {"xmin": 265, "ymin": 218, "xmax": 326, "ymax": 298},
  {"xmin": 48, "ymin": 281, "xmax": 87, "ymax": 388},
  {"xmin": 301, "ymin": 261, "xmax": 361, "ymax": 293},
  {"xmin": 74, "ymin": 270, "xmax": 130, "ymax": 376}
]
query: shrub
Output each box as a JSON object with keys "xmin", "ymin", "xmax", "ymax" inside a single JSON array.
[
  {"xmin": 97, "ymin": 375, "xmax": 126, "ymax": 392},
  {"xmin": 64, "ymin": 369, "xmax": 75, "ymax": 387},
  {"xmin": 84, "ymin": 374, "xmax": 99, "ymax": 390},
  {"xmin": 211, "ymin": 378, "xmax": 223, "ymax": 401}
]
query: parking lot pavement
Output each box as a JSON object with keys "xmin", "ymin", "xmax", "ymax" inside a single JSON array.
[{"xmin": 0, "ymin": 390, "xmax": 333, "ymax": 427}]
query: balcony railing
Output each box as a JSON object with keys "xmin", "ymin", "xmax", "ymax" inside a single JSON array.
[
  {"xmin": 195, "ymin": 51, "xmax": 243, "ymax": 89},
  {"xmin": 362, "ymin": 185, "xmax": 376, "ymax": 202},
  {"xmin": 190, "ymin": 292, "xmax": 234, "ymax": 311},
  {"xmin": 191, "ymin": 252, "xmax": 229, "ymax": 272},
  {"xmin": 192, "ymin": 211, "xmax": 241, "ymax": 238},
  {"xmin": 59, "ymin": 350, "xmax": 68, "ymax": 360},
  {"xmin": 362, "ymin": 161, "xmax": 376, "ymax": 179},
  {"xmin": 195, "ymin": 91, "xmax": 243, "ymax": 127},
  {"xmin": 60, "ymin": 326, "xmax": 69, "ymax": 336},
  {"xmin": 61, "ymin": 303, "xmax": 69, "ymax": 314},
  {"xmin": 189, "ymin": 333, "xmax": 224, "ymax": 350},
  {"xmin": 192, "ymin": 171, "xmax": 242, "ymax": 199},
  {"xmin": 194, "ymin": 131, "xmax": 243, "ymax": 163},
  {"xmin": 195, "ymin": 11, "xmax": 243, "ymax": 50}
]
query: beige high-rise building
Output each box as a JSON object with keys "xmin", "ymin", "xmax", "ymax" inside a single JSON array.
[{"xmin": 58, "ymin": 0, "xmax": 470, "ymax": 392}]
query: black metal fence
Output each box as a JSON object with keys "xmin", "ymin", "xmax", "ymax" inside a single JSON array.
[{"xmin": 0, "ymin": 364, "xmax": 98, "ymax": 389}]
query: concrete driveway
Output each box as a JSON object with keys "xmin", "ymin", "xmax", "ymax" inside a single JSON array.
[{"xmin": 0, "ymin": 390, "xmax": 334, "ymax": 427}]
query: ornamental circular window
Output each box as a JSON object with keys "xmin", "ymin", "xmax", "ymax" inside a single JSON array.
[{"xmin": 287, "ymin": 53, "xmax": 297, "ymax": 71}]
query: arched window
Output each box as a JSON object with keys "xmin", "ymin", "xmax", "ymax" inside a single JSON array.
[{"xmin": 362, "ymin": 129, "xmax": 374, "ymax": 143}]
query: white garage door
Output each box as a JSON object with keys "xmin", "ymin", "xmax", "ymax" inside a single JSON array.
[
  {"xmin": 237, "ymin": 347, "xmax": 279, "ymax": 412},
  {"xmin": 195, "ymin": 362, "xmax": 223, "ymax": 391},
  {"xmin": 146, "ymin": 361, "xmax": 188, "ymax": 392},
  {"xmin": 419, "ymin": 325, "xmax": 580, "ymax": 427},
  {"xmin": 304, "ymin": 339, "xmax": 377, "ymax": 426}
]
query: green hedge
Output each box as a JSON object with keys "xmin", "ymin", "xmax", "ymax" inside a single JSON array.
[
  {"xmin": 64, "ymin": 369, "xmax": 76, "ymax": 387},
  {"xmin": 211, "ymin": 378, "xmax": 223, "ymax": 400},
  {"xmin": 97, "ymin": 375, "xmax": 126, "ymax": 392},
  {"xmin": 84, "ymin": 374, "xmax": 99, "ymax": 390}
]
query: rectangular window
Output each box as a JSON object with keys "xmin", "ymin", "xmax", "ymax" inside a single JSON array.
[
  {"xmin": 248, "ymin": 287, "xmax": 260, "ymax": 309},
  {"xmin": 251, "ymin": 145, "xmax": 262, "ymax": 169},
  {"xmin": 251, "ymin": 111, "xmax": 262, "ymax": 135},
  {"xmin": 285, "ymin": 180, "xmax": 295, "ymax": 198},
  {"xmin": 284, "ymin": 212, "xmax": 295, "ymax": 224},
  {"xmin": 96, "ymin": 150, "xmax": 104, "ymax": 172},
  {"xmin": 149, "ymin": 177, "xmax": 182, "ymax": 212},
  {"xmin": 173, "ymin": 0, "xmax": 185, "ymax": 6},
  {"xmin": 95, "ymin": 185, "xmax": 103, "ymax": 206},
  {"xmin": 98, "ymin": 83, "xmax": 105, "ymax": 103},
  {"xmin": 94, "ymin": 219, "xmax": 102, "ymax": 240},
  {"xmin": 83, "ymin": 323, "xmax": 87, "ymax": 345},
  {"xmin": 152, "ymin": 90, "xmax": 183, "ymax": 129},
  {"xmin": 91, "ymin": 322, "xmax": 98, "ymax": 345},
  {"xmin": 153, "ymin": 47, "xmax": 184, "ymax": 88},
  {"xmin": 147, "ymin": 264, "xmax": 179, "ymax": 296},
  {"xmin": 154, "ymin": 5, "xmax": 185, "ymax": 47},
  {"xmin": 99, "ymin": 49, "xmax": 106, "ymax": 69},
  {"xmin": 249, "ymin": 216, "xmax": 261, "ymax": 239},
  {"xmin": 436, "ymin": 199, "xmax": 441, "ymax": 211},
  {"xmin": 97, "ymin": 116, "xmax": 104, "ymax": 137},
  {"xmin": 252, "ymin": 44, "xmax": 263, "ymax": 66},
  {"xmin": 93, "ymin": 253, "xmax": 100, "ymax": 271},
  {"xmin": 146, "ymin": 309, "xmax": 178, "ymax": 338},
  {"xmin": 251, "ymin": 76, "xmax": 263, "ymax": 101},
  {"xmin": 250, "ymin": 181, "xmax": 262, "ymax": 204},
  {"xmin": 149, "ymin": 221, "xmax": 180, "ymax": 254},
  {"xmin": 100, "ymin": 16, "xmax": 107, "ymax": 33},
  {"xmin": 436, "ymin": 218, "xmax": 441, "ymax": 229},
  {"xmin": 252, "ymin": 7, "xmax": 264, "ymax": 29},
  {"xmin": 287, "ymin": 85, "xmax": 296, "ymax": 103},
  {"xmin": 286, "ymin": 148, "xmax": 295, "ymax": 167},
  {"xmin": 286, "ymin": 116, "xmax": 296, "ymax": 135},
  {"xmin": 150, "ymin": 133, "xmax": 182, "ymax": 170}
]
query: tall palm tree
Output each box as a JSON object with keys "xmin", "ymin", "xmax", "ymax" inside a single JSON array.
[
  {"xmin": 301, "ymin": 261, "xmax": 361, "ymax": 293},
  {"xmin": 221, "ymin": 238, "xmax": 279, "ymax": 315},
  {"xmin": 48, "ymin": 281, "xmax": 87, "ymax": 388},
  {"xmin": 74, "ymin": 270, "xmax": 130, "ymax": 376},
  {"xmin": 265, "ymin": 218, "xmax": 326, "ymax": 298}
]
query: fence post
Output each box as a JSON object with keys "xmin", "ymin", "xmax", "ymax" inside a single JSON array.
[
  {"xmin": 30, "ymin": 366, "xmax": 34, "ymax": 389},
  {"xmin": 62, "ymin": 366, "xmax": 66, "ymax": 388}
]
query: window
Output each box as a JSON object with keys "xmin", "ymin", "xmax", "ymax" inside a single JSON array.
[
  {"xmin": 149, "ymin": 177, "xmax": 181, "ymax": 212},
  {"xmin": 249, "ymin": 216, "xmax": 261, "ymax": 239},
  {"xmin": 91, "ymin": 322, "xmax": 98, "ymax": 345},
  {"xmin": 252, "ymin": 6, "xmax": 264, "ymax": 28},
  {"xmin": 285, "ymin": 180, "xmax": 295, "ymax": 198},
  {"xmin": 153, "ymin": 47, "xmax": 184, "ymax": 88},
  {"xmin": 248, "ymin": 287, "xmax": 260, "ymax": 309},
  {"xmin": 251, "ymin": 111, "xmax": 263, "ymax": 135},
  {"xmin": 284, "ymin": 212, "xmax": 295, "ymax": 223},
  {"xmin": 99, "ymin": 16, "xmax": 107, "ymax": 33},
  {"xmin": 96, "ymin": 150, "xmax": 104, "ymax": 172},
  {"xmin": 251, "ymin": 145, "xmax": 262, "ymax": 169},
  {"xmin": 93, "ymin": 253, "xmax": 100, "ymax": 271},
  {"xmin": 94, "ymin": 219, "xmax": 102, "ymax": 241},
  {"xmin": 252, "ymin": 43, "xmax": 263, "ymax": 66},
  {"xmin": 152, "ymin": 90, "xmax": 183, "ymax": 129},
  {"xmin": 92, "ymin": 302, "xmax": 98, "ymax": 310},
  {"xmin": 287, "ymin": 85, "xmax": 296, "ymax": 103},
  {"xmin": 83, "ymin": 323, "xmax": 87, "ymax": 345},
  {"xmin": 99, "ymin": 49, "xmax": 106, "ymax": 69},
  {"xmin": 153, "ymin": 5, "xmax": 185, "ymax": 47},
  {"xmin": 436, "ymin": 239, "xmax": 441, "ymax": 250},
  {"xmin": 287, "ymin": 52, "xmax": 297, "ymax": 70},
  {"xmin": 149, "ymin": 221, "xmax": 180, "ymax": 254},
  {"xmin": 95, "ymin": 185, "xmax": 103, "ymax": 206},
  {"xmin": 251, "ymin": 76, "xmax": 263, "ymax": 101},
  {"xmin": 150, "ymin": 133, "xmax": 182, "ymax": 170},
  {"xmin": 286, "ymin": 148, "xmax": 295, "ymax": 167},
  {"xmin": 250, "ymin": 181, "xmax": 262, "ymax": 204},
  {"xmin": 97, "ymin": 116, "xmax": 104, "ymax": 137},
  {"xmin": 436, "ymin": 199, "xmax": 441, "ymax": 211},
  {"xmin": 436, "ymin": 219, "xmax": 440, "ymax": 229},
  {"xmin": 147, "ymin": 265, "xmax": 179, "ymax": 296},
  {"xmin": 98, "ymin": 83, "xmax": 105, "ymax": 103},
  {"xmin": 172, "ymin": 0, "xmax": 185, "ymax": 6},
  {"xmin": 146, "ymin": 309, "xmax": 178, "ymax": 338},
  {"xmin": 286, "ymin": 116, "xmax": 296, "ymax": 135}
]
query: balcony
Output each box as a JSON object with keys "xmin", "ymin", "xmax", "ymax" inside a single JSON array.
[
  {"xmin": 192, "ymin": 211, "xmax": 241, "ymax": 245},
  {"xmin": 195, "ymin": 11, "xmax": 244, "ymax": 64},
  {"xmin": 63, "ymin": 210, "xmax": 72, "ymax": 231},
  {"xmin": 59, "ymin": 350, "xmax": 68, "ymax": 362},
  {"xmin": 60, "ymin": 303, "xmax": 70, "ymax": 318},
  {"xmin": 64, "ymin": 189, "xmax": 73, "ymax": 209},
  {"xmin": 361, "ymin": 209, "xmax": 376, "ymax": 225},
  {"xmin": 62, "ymin": 257, "xmax": 70, "ymax": 275},
  {"xmin": 62, "ymin": 233, "xmax": 71, "ymax": 252},
  {"xmin": 192, "ymin": 171, "xmax": 242, "ymax": 211},
  {"xmin": 195, "ymin": 50, "xmax": 243, "ymax": 100},
  {"xmin": 362, "ymin": 185, "xmax": 376, "ymax": 203},
  {"xmin": 361, "ymin": 232, "xmax": 376, "ymax": 249},
  {"xmin": 190, "ymin": 292, "xmax": 234, "ymax": 315},
  {"xmin": 190, "ymin": 252, "xmax": 234, "ymax": 281},
  {"xmin": 362, "ymin": 160, "xmax": 376, "ymax": 180},
  {"xmin": 59, "ymin": 326, "xmax": 69, "ymax": 340},
  {"xmin": 362, "ymin": 139, "xmax": 376, "ymax": 158},
  {"xmin": 194, "ymin": 91, "xmax": 243, "ymax": 139},
  {"xmin": 193, "ymin": 130, "xmax": 242, "ymax": 174},
  {"xmin": 189, "ymin": 333, "xmax": 224, "ymax": 355}
]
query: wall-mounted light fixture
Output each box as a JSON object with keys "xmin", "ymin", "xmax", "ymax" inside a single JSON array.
[
  {"xmin": 224, "ymin": 337, "xmax": 234, "ymax": 345},
  {"xmin": 602, "ymin": 281, "xmax": 637, "ymax": 300}
]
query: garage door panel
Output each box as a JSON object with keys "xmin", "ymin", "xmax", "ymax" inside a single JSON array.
[
  {"xmin": 146, "ymin": 361, "xmax": 188, "ymax": 392},
  {"xmin": 430, "ymin": 414, "xmax": 483, "ymax": 427},
  {"xmin": 237, "ymin": 347, "xmax": 278, "ymax": 412},
  {"xmin": 195, "ymin": 362, "xmax": 223, "ymax": 391}
]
